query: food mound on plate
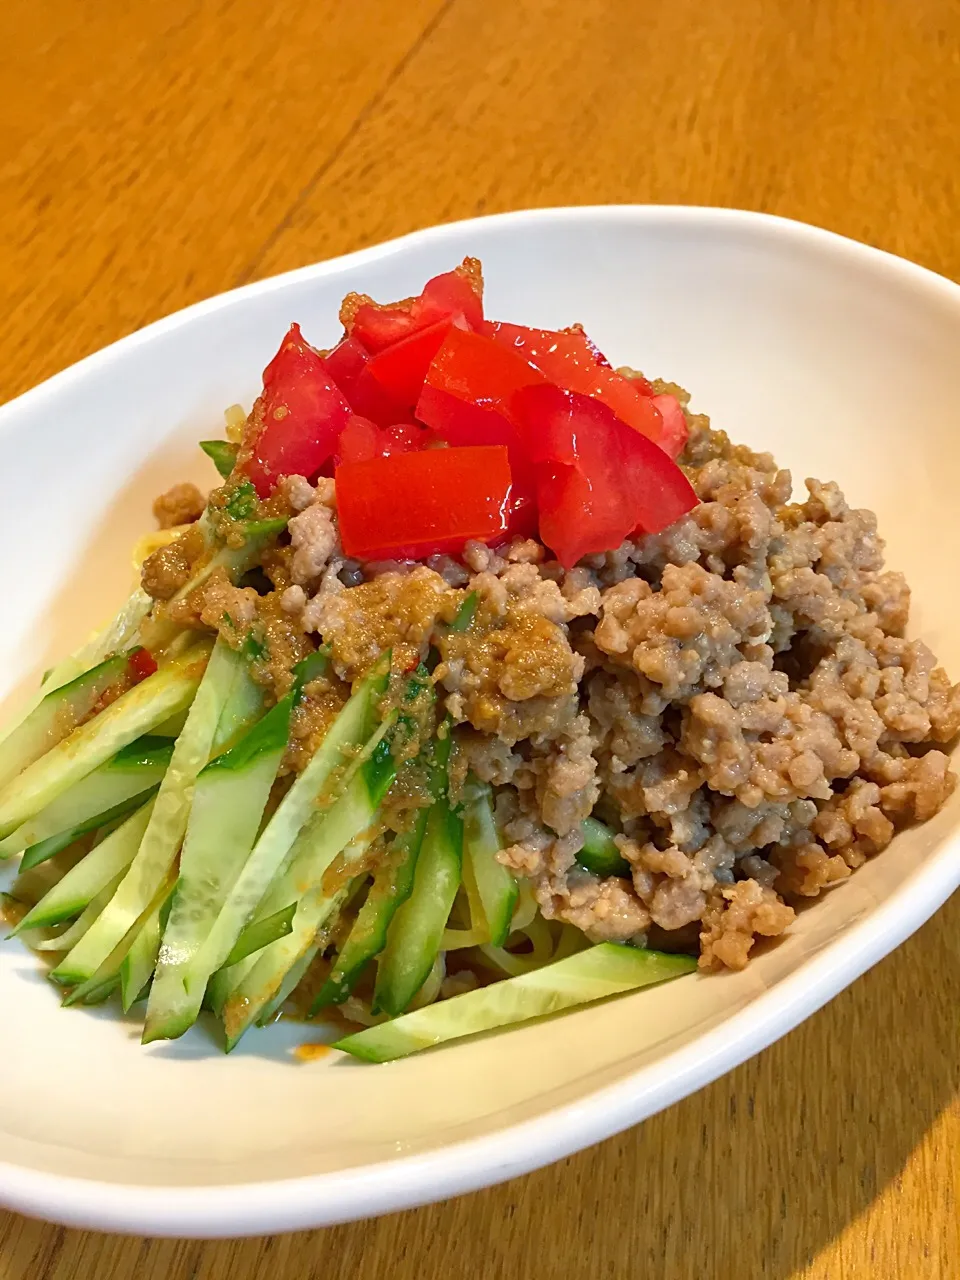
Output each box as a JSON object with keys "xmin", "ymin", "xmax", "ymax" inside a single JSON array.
[{"xmin": 2, "ymin": 259, "xmax": 957, "ymax": 1062}]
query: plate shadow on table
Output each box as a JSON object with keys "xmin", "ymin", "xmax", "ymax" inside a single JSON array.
[{"xmin": 2, "ymin": 889, "xmax": 958, "ymax": 1279}]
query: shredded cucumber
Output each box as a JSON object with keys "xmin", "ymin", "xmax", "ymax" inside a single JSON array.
[
  {"xmin": 0, "ymin": 651, "xmax": 133, "ymax": 792},
  {"xmin": 0, "ymin": 735, "xmax": 171, "ymax": 861},
  {"xmin": 373, "ymin": 799, "xmax": 463, "ymax": 1017},
  {"xmin": 461, "ymin": 779, "xmax": 517, "ymax": 947},
  {"xmin": 336, "ymin": 944, "xmax": 698, "ymax": 1062},
  {"xmin": 0, "ymin": 589, "xmax": 153, "ymax": 766},
  {"xmin": 14, "ymin": 801, "xmax": 154, "ymax": 933},
  {"xmin": 29, "ymin": 873, "xmax": 126, "ymax": 952},
  {"xmin": 220, "ymin": 735, "xmax": 397, "ymax": 1050},
  {"xmin": 142, "ymin": 691, "xmax": 293, "ymax": 1043},
  {"xmin": 311, "ymin": 810, "xmax": 429, "ymax": 1013},
  {"xmin": 120, "ymin": 890, "xmax": 171, "ymax": 1011},
  {"xmin": 51, "ymin": 639, "xmax": 241, "ymax": 986},
  {"xmin": 578, "ymin": 817, "xmax": 630, "ymax": 878},
  {"xmin": 0, "ymin": 644, "xmax": 212, "ymax": 842},
  {"xmin": 185, "ymin": 656, "xmax": 390, "ymax": 1011}
]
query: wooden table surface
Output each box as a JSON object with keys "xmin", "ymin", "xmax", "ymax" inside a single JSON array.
[{"xmin": 2, "ymin": 0, "xmax": 960, "ymax": 1275}]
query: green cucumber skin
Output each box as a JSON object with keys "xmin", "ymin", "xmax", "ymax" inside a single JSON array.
[
  {"xmin": 223, "ymin": 902, "xmax": 296, "ymax": 968},
  {"xmin": 183, "ymin": 658, "xmax": 390, "ymax": 1009},
  {"xmin": 338, "ymin": 944, "xmax": 698, "ymax": 1063},
  {"xmin": 15, "ymin": 803, "xmax": 154, "ymax": 933},
  {"xmin": 374, "ymin": 801, "xmax": 463, "ymax": 1018},
  {"xmin": 203, "ymin": 690, "xmax": 293, "ymax": 776},
  {"xmin": 254, "ymin": 943, "xmax": 321, "ymax": 1028},
  {"xmin": 29, "ymin": 872, "xmax": 126, "ymax": 953},
  {"xmin": 51, "ymin": 640, "xmax": 238, "ymax": 987},
  {"xmin": 142, "ymin": 728, "xmax": 288, "ymax": 1044},
  {"xmin": 120, "ymin": 898, "xmax": 165, "ymax": 1011},
  {"xmin": 0, "ymin": 645, "xmax": 211, "ymax": 841},
  {"xmin": 0, "ymin": 735, "xmax": 173, "ymax": 861},
  {"xmin": 17, "ymin": 786, "xmax": 158, "ymax": 874},
  {"xmin": 58, "ymin": 878, "xmax": 173, "ymax": 1001},
  {"xmin": 219, "ymin": 742, "xmax": 398, "ymax": 1050},
  {"xmin": 461, "ymin": 781, "xmax": 517, "ymax": 948},
  {"xmin": 110, "ymin": 737, "xmax": 176, "ymax": 769},
  {"xmin": 577, "ymin": 818, "xmax": 630, "ymax": 879},
  {"xmin": 311, "ymin": 810, "xmax": 429, "ymax": 1014},
  {"xmin": 0, "ymin": 589, "xmax": 153, "ymax": 760},
  {"xmin": 0, "ymin": 651, "xmax": 131, "ymax": 792}
]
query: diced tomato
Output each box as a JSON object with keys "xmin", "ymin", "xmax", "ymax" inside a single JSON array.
[
  {"xmin": 335, "ymin": 415, "xmax": 423, "ymax": 466},
  {"xmin": 347, "ymin": 260, "xmax": 484, "ymax": 354},
  {"xmin": 416, "ymin": 327, "xmax": 545, "ymax": 452},
  {"xmin": 415, "ymin": 327, "xmax": 546, "ymax": 535},
  {"xmin": 514, "ymin": 384, "xmax": 698, "ymax": 568},
  {"xmin": 322, "ymin": 335, "xmax": 413, "ymax": 427},
  {"xmin": 365, "ymin": 318, "xmax": 459, "ymax": 408},
  {"xmin": 486, "ymin": 320, "xmax": 679, "ymax": 452},
  {"xmin": 336, "ymin": 445, "xmax": 513, "ymax": 562},
  {"xmin": 650, "ymin": 393, "xmax": 689, "ymax": 459},
  {"xmin": 245, "ymin": 324, "xmax": 354, "ymax": 497},
  {"xmin": 127, "ymin": 647, "xmax": 158, "ymax": 682}
]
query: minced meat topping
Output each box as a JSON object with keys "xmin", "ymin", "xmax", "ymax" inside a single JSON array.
[{"xmin": 147, "ymin": 393, "xmax": 960, "ymax": 971}]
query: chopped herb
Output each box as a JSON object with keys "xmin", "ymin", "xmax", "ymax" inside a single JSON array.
[
  {"xmin": 449, "ymin": 591, "xmax": 478, "ymax": 632},
  {"xmin": 224, "ymin": 481, "xmax": 259, "ymax": 521}
]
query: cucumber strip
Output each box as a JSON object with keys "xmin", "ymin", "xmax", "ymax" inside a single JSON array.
[
  {"xmin": 81, "ymin": 976, "xmax": 122, "ymax": 1006},
  {"xmin": 184, "ymin": 656, "xmax": 390, "ymax": 1005},
  {"xmin": 29, "ymin": 873, "xmax": 126, "ymax": 951},
  {"xmin": 223, "ymin": 902, "xmax": 296, "ymax": 968},
  {"xmin": 138, "ymin": 517, "xmax": 288, "ymax": 654},
  {"xmin": 142, "ymin": 693, "xmax": 293, "ymax": 1043},
  {"xmin": 18, "ymin": 788, "xmax": 157, "ymax": 874},
  {"xmin": 199, "ymin": 440, "xmax": 239, "ymax": 479},
  {"xmin": 152, "ymin": 708, "xmax": 190, "ymax": 738},
  {"xmin": 0, "ymin": 651, "xmax": 132, "ymax": 792},
  {"xmin": 220, "ymin": 742, "xmax": 397, "ymax": 1050},
  {"xmin": 0, "ymin": 735, "xmax": 171, "ymax": 860},
  {"xmin": 208, "ymin": 658, "xmax": 267, "ymax": 759},
  {"xmin": 222, "ymin": 876, "xmax": 357, "ymax": 1049},
  {"xmin": 60, "ymin": 906, "xmax": 156, "ymax": 1006},
  {"xmin": 461, "ymin": 779, "xmax": 517, "ymax": 948},
  {"xmin": 178, "ymin": 518, "xmax": 288, "ymax": 602},
  {"xmin": 0, "ymin": 644, "xmax": 212, "ymax": 842},
  {"xmin": 578, "ymin": 817, "xmax": 630, "ymax": 878},
  {"xmin": 336, "ymin": 943, "xmax": 698, "ymax": 1062},
  {"xmin": 120, "ymin": 888, "xmax": 173, "ymax": 1011},
  {"xmin": 59, "ymin": 902, "xmax": 156, "ymax": 1003},
  {"xmin": 50, "ymin": 639, "xmax": 238, "ymax": 987},
  {"xmin": 373, "ymin": 800, "xmax": 463, "ymax": 1017},
  {"xmin": 254, "ymin": 934, "xmax": 325, "ymax": 1028},
  {"xmin": 28, "ymin": 588, "xmax": 153, "ymax": 704},
  {"xmin": 253, "ymin": 867, "xmax": 361, "ymax": 1026},
  {"xmin": 253, "ymin": 863, "xmax": 359, "ymax": 1025},
  {"xmin": 16, "ymin": 804, "xmax": 154, "ymax": 933},
  {"xmin": 311, "ymin": 810, "xmax": 429, "ymax": 1013},
  {"xmin": 234, "ymin": 724, "xmax": 396, "ymax": 935},
  {"xmin": 440, "ymin": 924, "xmax": 487, "ymax": 950}
]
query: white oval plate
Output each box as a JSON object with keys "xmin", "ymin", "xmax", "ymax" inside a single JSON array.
[{"xmin": 2, "ymin": 207, "xmax": 959, "ymax": 1237}]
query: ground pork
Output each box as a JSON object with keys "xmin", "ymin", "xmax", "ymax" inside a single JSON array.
[
  {"xmin": 153, "ymin": 482, "xmax": 205, "ymax": 530},
  {"xmin": 256, "ymin": 385, "xmax": 959, "ymax": 970},
  {"xmin": 286, "ymin": 478, "xmax": 339, "ymax": 587}
]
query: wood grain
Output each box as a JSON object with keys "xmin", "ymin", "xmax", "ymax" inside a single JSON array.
[{"xmin": 2, "ymin": 0, "xmax": 960, "ymax": 1275}]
